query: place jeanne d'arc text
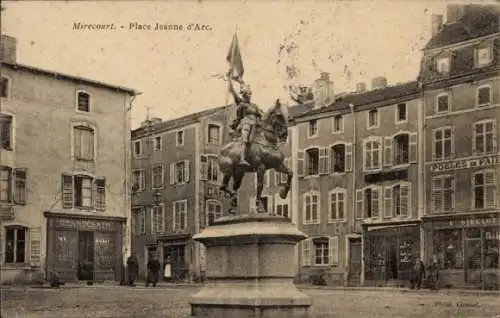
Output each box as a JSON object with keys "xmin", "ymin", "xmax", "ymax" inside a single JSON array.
[{"xmin": 72, "ymin": 22, "xmax": 212, "ymax": 31}]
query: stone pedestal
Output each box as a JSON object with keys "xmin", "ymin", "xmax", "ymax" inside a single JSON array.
[{"xmin": 189, "ymin": 214, "xmax": 312, "ymax": 318}]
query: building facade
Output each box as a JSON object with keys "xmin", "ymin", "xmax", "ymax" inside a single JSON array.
[
  {"xmin": 0, "ymin": 35, "xmax": 137, "ymax": 283},
  {"xmin": 419, "ymin": 4, "xmax": 500, "ymax": 289},
  {"xmin": 292, "ymin": 74, "xmax": 423, "ymax": 287}
]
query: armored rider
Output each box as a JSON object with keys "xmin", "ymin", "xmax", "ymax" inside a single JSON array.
[{"xmin": 229, "ymin": 77, "xmax": 264, "ymax": 167}]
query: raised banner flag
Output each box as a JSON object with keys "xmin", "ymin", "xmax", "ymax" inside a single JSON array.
[{"xmin": 226, "ymin": 33, "xmax": 244, "ymax": 79}]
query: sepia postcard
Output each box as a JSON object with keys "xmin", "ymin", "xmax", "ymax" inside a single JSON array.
[{"xmin": 0, "ymin": 1, "xmax": 499, "ymax": 317}]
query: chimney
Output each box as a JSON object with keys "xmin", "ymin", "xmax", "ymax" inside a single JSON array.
[
  {"xmin": 0, "ymin": 35, "xmax": 17, "ymax": 64},
  {"xmin": 446, "ymin": 4, "xmax": 465, "ymax": 24},
  {"xmin": 313, "ymin": 72, "xmax": 334, "ymax": 108},
  {"xmin": 356, "ymin": 82, "xmax": 366, "ymax": 93},
  {"xmin": 371, "ymin": 77, "xmax": 387, "ymax": 90},
  {"xmin": 431, "ymin": 14, "xmax": 444, "ymax": 37}
]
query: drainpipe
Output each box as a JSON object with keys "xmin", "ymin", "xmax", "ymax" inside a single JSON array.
[{"xmin": 417, "ymin": 81, "xmax": 426, "ymax": 264}]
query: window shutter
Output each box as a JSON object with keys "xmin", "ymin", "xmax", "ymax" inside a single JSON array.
[
  {"xmin": 492, "ymin": 121, "xmax": 497, "ymax": 153},
  {"xmin": 30, "ymin": 227, "xmax": 42, "ymax": 267},
  {"xmin": 297, "ymin": 151, "xmax": 305, "ymax": 177},
  {"xmin": 344, "ymin": 143, "xmax": 353, "ymax": 172},
  {"xmin": 409, "ymin": 132, "xmax": 418, "ymax": 163},
  {"xmin": 400, "ymin": 183, "xmax": 410, "ymax": 217},
  {"xmin": 329, "ymin": 236, "xmax": 339, "ymax": 266},
  {"xmin": 184, "ymin": 160, "xmax": 190, "ymax": 182},
  {"xmin": 485, "ymin": 171, "xmax": 496, "ymax": 208},
  {"xmin": 200, "ymin": 155, "xmax": 208, "ymax": 181},
  {"xmin": 384, "ymin": 186, "xmax": 392, "ymax": 218},
  {"xmin": 372, "ymin": 187, "xmax": 380, "ymax": 218},
  {"xmin": 62, "ymin": 174, "xmax": 74, "ymax": 209},
  {"xmin": 432, "ymin": 187, "xmax": 442, "ymax": 212},
  {"xmin": 92, "ymin": 179, "xmax": 97, "ymax": 209},
  {"xmin": 0, "ymin": 226, "xmax": 4, "ymax": 263},
  {"xmin": 384, "ymin": 137, "xmax": 393, "ymax": 167},
  {"xmin": 13, "ymin": 168, "xmax": 27, "ymax": 205},
  {"xmin": 169, "ymin": 163, "xmax": 175, "ymax": 185},
  {"xmin": 356, "ymin": 189, "xmax": 364, "ymax": 219},
  {"xmin": 301, "ymin": 240, "xmax": 307, "ymax": 266},
  {"xmin": 319, "ymin": 147, "xmax": 329, "ymax": 175}
]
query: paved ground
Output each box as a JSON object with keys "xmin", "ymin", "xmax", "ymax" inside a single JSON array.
[{"xmin": 1, "ymin": 285, "xmax": 500, "ymax": 318}]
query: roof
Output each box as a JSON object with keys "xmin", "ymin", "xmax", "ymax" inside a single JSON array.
[
  {"xmin": 294, "ymin": 81, "xmax": 420, "ymax": 120},
  {"xmin": 1, "ymin": 61, "xmax": 140, "ymax": 96},
  {"xmin": 424, "ymin": 5, "xmax": 500, "ymax": 50}
]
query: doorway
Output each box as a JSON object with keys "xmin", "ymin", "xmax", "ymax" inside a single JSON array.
[
  {"xmin": 163, "ymin": 245, "xmax": 186, "ymax": 282},
  {"xmin": 348, "ymin": 237, "xmax": 362, "ymax": 286},
  {"xmin": 78, "ymin": 231, "xmax": 94, "ymax": 281}
]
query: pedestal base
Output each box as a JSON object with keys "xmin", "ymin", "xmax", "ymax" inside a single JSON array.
[{"xmin": 190, "ymin": 280, "xmax": 311, "ymax": 318}]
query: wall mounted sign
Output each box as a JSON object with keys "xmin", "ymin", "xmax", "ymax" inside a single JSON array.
[
  {"xmin": 429, "ymin": 214, "xmax": 498, "ymax": 229},
  {"xmin": 429, "ymin": 154, "xmax": 499, "ymax": 173}
]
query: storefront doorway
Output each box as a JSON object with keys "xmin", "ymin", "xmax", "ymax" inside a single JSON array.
[
  {"xmin": 163, "ymin": 245, "xmax": 186, "ymax": 281},
  {"xmin": 78, "ymin": 231, "xmax": 94, "ymax": 281},
  {"xmin": 348, "ymin": 237, "xmax": 362, "ymax": 286}
]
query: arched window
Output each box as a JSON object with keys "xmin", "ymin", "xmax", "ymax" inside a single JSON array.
[
  {"xmin": 306, "ymin": 148, "xmax": 319, "ymax": 175},
  {"xmin": 206, "ymin": 200, "xmax": 223, "ymax": 226},
  {"xmin": 76, "ymin": 91, "xmax": 91, "ymax": 112},
  {"xmin": 393, "ymin": 133, "xmax": 409, "ymax": 165}
]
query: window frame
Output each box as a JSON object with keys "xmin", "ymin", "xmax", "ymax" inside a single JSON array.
[
  {"xmin": 173, "ymin": 199, "xmax": 188, "ymax": 231},
  {"xmin": 363, "ymin": 137, "xmax": 382, "ymax": 171},
  {"xmin": 72, "ymin": 124, "xmax": 96, "ymax": 162},
  {"xmin": 313, "ymin": 240, "xmax": 329, "ymax": 266},
  {"xmin": 132, "ymin": 169, "xmax": 146, "ymax": 192},
  {"xmin": 307, "ymin": 119, "xmax": 318, "ymax": 138},
  {"xmin": 305, "ymin": 146, "xmax": 320, "ymax": 176},
  {"xmin": 435, "ymin": 92, "xmax": 451, "ymax": 114},
  {"xmin": 175, "ymin": 130, "xmax": 185, "ymax": 147},
  {"xmin": 4, "ymin": 226, "xmax": 27, "ymax": 264},
  {"xmin": 392, "ymin": 132, "xmax": 410, "ymax": 166},
  {"xmin": 75, "ymin": 89, "xmax": 91, "ymax": 113},
  {"xmin": 151, "ymin": 203, "xmax": 165, "ymax": 234},
  {"xmin": 395, "ymin": 103, "xmax": 408, "ymax": 124},
  {"xmin": 133, "ymin": 140, "xmax": 143, "ymax": 157},
  {"xmin": 153, "ymin": 135, "xmax": 162, "ymax": 152},
  {"xmin": 476, "ymin": 84, "xmax": 492, "ymax": 108},
  {"xmin": 0, "ymin": 75, "xmax": 11, "ymax": 99},
  {"xmin": 151, "ymin": 164, "xmax": 165, "ymax": 190},
  {"xmin": 473, "ymin": 119, "xmax": 496, "ymax": 155},
  {"xmin": 436, "ymin": 56, "xmax": 450, "ymax": 74},
  {"xmin": 475, "ymin": 45, "xmax": 493, "ymax": 68},
  {"xmin": 432, "ymin": 126, "xmax": 454, "ymax": 161},
  {"xmin": 472, "ymin": 169, "xmax": 497, "ymax": 210},
  {"xmin": 328, "ymin": 188, "xmax": 346, "ymax": 223},
  {"xmin": 206, "ymin": 122, "xmax": 222, "ymax": 145},
  {"xmin": 332, "ymin": 115, "xmax": 344, "ymax": 134},
  {"xmin": 0, "ymin": 166, "xmax": 12, "ymax": 203},
  {"xmin": 0, "ymin": 113, "xmax": 14, "ymax": 151},
  {"xmin": 61, "ymin": 172, "xmax": 106, "ymax": 211},
  {"xmin": 206, "ymin": 199, "xmax": 223, "ymax": 226},
  {"xmin": 367, "ymin": 109, "xmax": 379, "ymax": 129},
  {"xmin": 431, "ymin": 175, "xmax": 455, "ymax": 213},
  {"xmin": 303, "ymin": 191, "xmax": 320, "ymax": 225}
]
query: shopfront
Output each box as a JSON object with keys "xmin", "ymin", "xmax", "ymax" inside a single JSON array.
[
  {"xmin": 363, "ymin": 222, "xmax": 421, "ymax": 286},
  {"xmin": 45, "ymin": 212, "xmax": 125, "ymax": 282},
  {"xmin": 158, "ymin": 234, "xmax": 192, "ymax": 282},
  {"xmin": 423, "ymin": 212, "xmax": 500, "ymax": 289}
]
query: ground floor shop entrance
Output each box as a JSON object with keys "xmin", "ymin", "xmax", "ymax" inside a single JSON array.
[
  {"xmin": 363, "ymin": 223, "xmax": 420, "ymax": 286},
  {"xmin": 347, "ymin": 237, "xmax": 362, "ymax": 286},
  {"xmin": 163, "ymin": 244, "xmax": 186, "ymax": 281},
  {"xmin": 424, "ymin": 212, "xmax": 499, "ymax": 289},
  {"xmin": 45, "ymin": 212, "xmax": 125, "ymax": 282}
]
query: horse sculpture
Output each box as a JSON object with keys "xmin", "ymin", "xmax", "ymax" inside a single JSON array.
[{"xmin": 218, "ymin": 99, "xmax": 293, "ymax": 214}]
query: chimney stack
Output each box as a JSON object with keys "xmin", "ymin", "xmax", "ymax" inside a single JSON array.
[
  {"xmin": 371, "ymin": 77, "xmax": 387, "ymax": 90},
  {"xmin": 431, "ymin": 14, "xmax": 444, "ymax": 37},
  {"xmin": 446, "ymin": 4, "xmax": 465, "ymax": 24},
  {"xmin": 312, "ymin": 72, "xmax": 334, "ymax": 108},
  {"xmin": 1, "ymin": 35, "xmax": 17, "ymax": 64},
  {"xmin": 356, "ymin": 82, "xmax": 366, "ymax": 93}
]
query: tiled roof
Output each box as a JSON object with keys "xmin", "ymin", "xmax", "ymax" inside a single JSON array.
[
  {"xmin": 1, "ymin": 61, "xmax": 139, "ymax": 95},
  {"xmin": 293, "ymin": 81, "xmax": 420, "ymax": 120},
  {"xmin": 424, "ymin": 5, "xmax": 500, "ymax": 50}
]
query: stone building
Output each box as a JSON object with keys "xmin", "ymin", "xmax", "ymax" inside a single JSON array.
[
  {"xmin": 419, "ymin": 4, "xmax": 500, "ymax": 289},
  {"xmin": 0, "ymin": 35, "xmax": 138, "ymax": 283}
]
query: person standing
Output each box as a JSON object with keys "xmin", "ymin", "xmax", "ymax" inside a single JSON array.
[
  {"xmin": 126, "ymin": 252, "xmax": 139, "ymax": 287},
  {"xmin": 410, "ymin": 258, "xmax": 426, "ymax": 289},
  {"xmin": 428, "ymin": 254, "xmax": 440, "ymax": 291},
  {"xmin": 146, "ymin": 255, "xmax": 161, "ymax": 287},
  {"xmin": 164, "ymin": 256, "xmax": 172, "ymax": 282}
]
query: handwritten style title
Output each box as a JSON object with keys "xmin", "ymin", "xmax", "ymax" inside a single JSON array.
[{"xmin": 72, "ymin": 22, "xmax": 213, "ymax": 32}]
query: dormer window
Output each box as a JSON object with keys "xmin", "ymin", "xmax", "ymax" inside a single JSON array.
[
  {"xmin": 436, "ymin": 56, "xmax": 450, "ymax": 74},
  {"xmin": 76, "ymin": 91, "xmax": 91, "ymax": 112},
  {"xmin": 476, "ymin": 46, "xmax": 492, "ymax": 67}
]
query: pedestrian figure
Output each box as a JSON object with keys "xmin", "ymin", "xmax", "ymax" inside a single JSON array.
[
  {"xmin": 410, "ymin": 258, "xmax": 425, "ymax": 289},
  {"xmin": 164, "ymin": 256, "xmax": 172, "ymax": 282},
  {"xmin": 146, "ymin": 255, "xmax": 161, "ymax": 287},
  {"xmin": 126, "ymin": 252, "xmax": 139, "ymax": 287},
  {"xmin": 428, "ymin": 254, "xmax": 440, "ymax": 291}
]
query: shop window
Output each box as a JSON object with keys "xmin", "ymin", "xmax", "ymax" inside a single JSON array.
[
  {"xmin": 434, "ymin": 229, "xmax": 463, "ymax": 269},
  {"xmin": 484, "ymin": 228, "xmax": 500, "ymax": 269},
  {"xmin": 5, "ymin": 226, "xmax": 26, "ymax": 264}
]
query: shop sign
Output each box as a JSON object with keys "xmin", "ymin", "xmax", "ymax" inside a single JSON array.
[
  {"xmin": 55, "ymin": 218, "xmax": 117, "ymax": 232},
  {"xmin": 429, "ymin": 154, "xmax": 499, "ymax": 173},
  {"xmin": 431, "ymin": 215, "xmax": 498, "ymax": 229}
]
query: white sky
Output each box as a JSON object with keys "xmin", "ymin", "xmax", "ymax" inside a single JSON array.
[{"xmin": 2, "ymin": 1, "xmax": 448, "ymax": 129}]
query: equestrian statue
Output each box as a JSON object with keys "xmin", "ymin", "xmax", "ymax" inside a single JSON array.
[{"xmin": 218, "ymin": 77, "xmax": 293, "ymax": 214}]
